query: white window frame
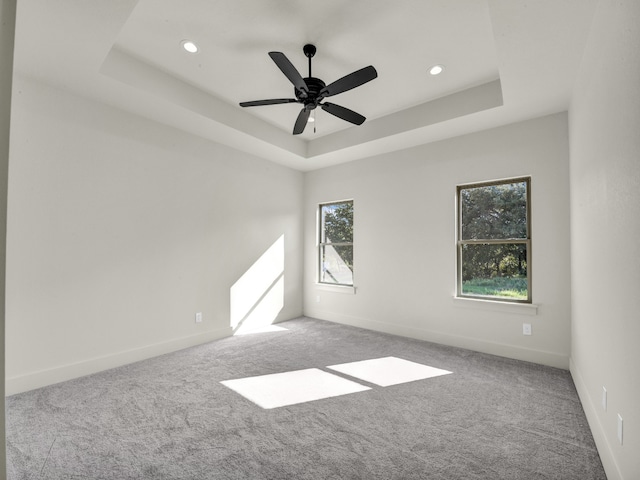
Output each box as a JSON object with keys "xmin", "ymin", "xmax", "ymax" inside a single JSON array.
[{"xmin": 318, "ymin": 200, "xmax": 354, "ymax": 287}]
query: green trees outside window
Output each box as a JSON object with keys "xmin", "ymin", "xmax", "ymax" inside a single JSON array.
[
  {"xmin": 457, "ymin": 178, "xmax": 531, "ymax": 302},
  {"xmin": 319, "ymin": 201, "xmax": 353, "ymax": 286}
]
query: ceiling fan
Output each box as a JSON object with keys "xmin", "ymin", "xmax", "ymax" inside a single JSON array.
[{"xmin": 239, "ymin": 44, "xmax": 377, "ymax": 135}]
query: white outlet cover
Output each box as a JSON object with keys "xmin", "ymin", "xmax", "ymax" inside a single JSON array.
[
  {"xmin": 195, "ymin": 312, "xmax": 203, "ymax": 323},
  {"xmin": 602, "ymin": 387, "xmax": 607, "ymax": 411},
  {"xmin": 523, "ymin": 323, "xmax": 532, "ymax": 335}
]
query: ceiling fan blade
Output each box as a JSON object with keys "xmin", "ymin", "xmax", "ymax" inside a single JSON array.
[
  {"xmin": 320, "ymin": 65, "xmax": 377, "ymax": 98},
  {"xmin": 293, "ymin": 107, "xmax": 311, "ymax": 135},
  {"xmin": 239, "ymin": 99, "xmax": 297, "ymax": 107},
  {"xmin": 269, "ymin": 52, "xmax": 309, "ymax": 95},
  {"xmin": 321, "ymin": 102, "xmax": 366, "ymax": 125}
]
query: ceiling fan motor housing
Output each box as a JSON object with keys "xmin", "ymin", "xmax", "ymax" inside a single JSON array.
[{"xmin": 296, "ymin": 77, "xmax": 326, "ymax": 107}]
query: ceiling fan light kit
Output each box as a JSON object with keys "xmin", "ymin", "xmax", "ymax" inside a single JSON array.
[{"xmin": 239, "ymin": 44, "xmax": 377, "ymax": 135}]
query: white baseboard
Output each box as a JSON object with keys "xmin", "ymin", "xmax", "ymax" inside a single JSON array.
[
  {"xmin": 6, "ymin": 326, "xmax": 233, "ymax": 396},
  {"xmin": 570, "ymin": 358, "xmax": 622, "ymax": 480},
  {"xmin": 305, "ymin": 308, "xmax": 570, "ymax": 369}
]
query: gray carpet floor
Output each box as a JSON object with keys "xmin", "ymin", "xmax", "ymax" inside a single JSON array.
[{"xmin": 6, "ymin": 317, "xmax": 606, "ymax": 479}]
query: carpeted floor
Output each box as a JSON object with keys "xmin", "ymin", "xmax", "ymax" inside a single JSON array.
[{"xmin": 6, "ymin": 317, "xmax": 606, "ymax": 479}]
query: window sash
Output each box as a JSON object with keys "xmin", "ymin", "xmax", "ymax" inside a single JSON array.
[
  {"xmin": 457, "ymin": 239, "xmax": 531, "ymax": 302},
  {"xmin": 319, "ymin": 244, "xmax": 354, "ymax": 285}
]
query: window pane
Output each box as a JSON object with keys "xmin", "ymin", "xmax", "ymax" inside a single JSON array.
[
  {"xmin": 320, "ymin": 245, "xmax": 353, "ymax": 285},
  {"xmin": 321, "ymin": 202, "xmax": 353, "ymax": 244},
  {"xmin": 461, "ymin": 181, "xmax": 527, "ymax": 240},
  {"xmin": 461, "ymin": 243, "xmax": 528, "ymax": 300}
]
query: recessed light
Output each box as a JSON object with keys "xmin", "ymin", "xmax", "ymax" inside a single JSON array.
[
  {"xmin": 181, "ymin": 40, "xmax": 199, "ymax": 54},
  {"xmin": 429, "ymin": 64, "xmax": 444, "ymax": 76}
]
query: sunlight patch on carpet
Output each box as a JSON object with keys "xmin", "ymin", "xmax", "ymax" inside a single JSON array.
[
  {"xmin": 328, "ymin": 356, "xmax": 452, "ymax": 387},
  {"xmin": 221, "ymin": 368, "xmax": 370, "ymax": 409}
]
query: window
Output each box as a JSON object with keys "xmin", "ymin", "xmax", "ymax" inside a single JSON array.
[
  {"xmin": 318, "ymin": 200, "xmax": 354, "ymax": 286},
  {"xmin": 457, "ymin": 177, "xmax": 531, "ymax": 303}
]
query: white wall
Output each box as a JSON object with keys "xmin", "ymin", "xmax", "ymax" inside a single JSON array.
[
  {"xmin": 304, "ymin": 113, "xmax": 572, "ymax": 369},
  {"xmin": 6, "ymin": 76, "xmax": 304, "ymax": 394},
  {"xmin": 1, "ymin": 0, "xmax": 17, "ymax": 476},
  {"xmin": 569, "ymin": 1, "xmax": 640, "ymax": 478}
]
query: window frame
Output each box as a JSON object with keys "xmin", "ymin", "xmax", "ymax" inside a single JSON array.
[
  {"xmin": 318, "ymin": 199, "xmax": 354, "ymax": 287},
  {"xmin": 456, "ymin": 177, "xmax": 532, "ymax": 304}
]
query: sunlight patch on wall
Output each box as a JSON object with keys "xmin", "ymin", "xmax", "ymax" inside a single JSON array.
[{"xmin": 230, "ymin": 235, "xmax": 285, "ymax": 335}]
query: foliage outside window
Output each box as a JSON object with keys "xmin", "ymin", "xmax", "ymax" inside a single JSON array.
[
  {"xmin": 319, "ymin": 201, "xmax": 353, "ymax": 286},
  {"xmin": 457, "ymin": 178, "xmax": 531, "ymax": 303}
]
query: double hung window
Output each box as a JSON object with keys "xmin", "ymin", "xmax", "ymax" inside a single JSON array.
[
  {"xmin": 318, "ymin": 200, "xmax": 354, "ymax": 286},
  {"xmin": 457, "ymin": 177, "xmax": 531, "ymax": 303}
]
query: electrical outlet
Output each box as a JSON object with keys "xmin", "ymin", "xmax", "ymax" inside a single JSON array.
[
  {"xmin": 523, "ymin": 323, "xmax": 532, "ymax": 335},
  {"xmin": 617, "ymin": 414, "xmax": 623, "ymax": 445},
  {"xmin": 602, "ymin": 387, "xmax": 607, "ymax": 411},
  {"xmin": 195, "ymin": 312, "xmax": 203, "ymax": 323},
  {"xmin": 316, "ymin": 295, "xmax": 321, "ymax": 303}
]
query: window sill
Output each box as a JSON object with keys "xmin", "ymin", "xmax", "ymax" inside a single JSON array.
[
  {"xmin": 316, "ymin": 284, "xmax": 356, "ymax": 294},
  {"xmin": 452, "ymin": 296, "xmax": 538, "ymax": 316}
]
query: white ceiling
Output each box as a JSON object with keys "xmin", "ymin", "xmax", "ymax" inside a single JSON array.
[{"xmin": 13, "ymin": 0, "xmax": 598, "ymax": 171}]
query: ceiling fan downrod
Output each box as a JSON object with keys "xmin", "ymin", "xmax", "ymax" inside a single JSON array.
[{"xmin": 303, "ymin": 44, "xmax": 316, "ymax": 78}]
